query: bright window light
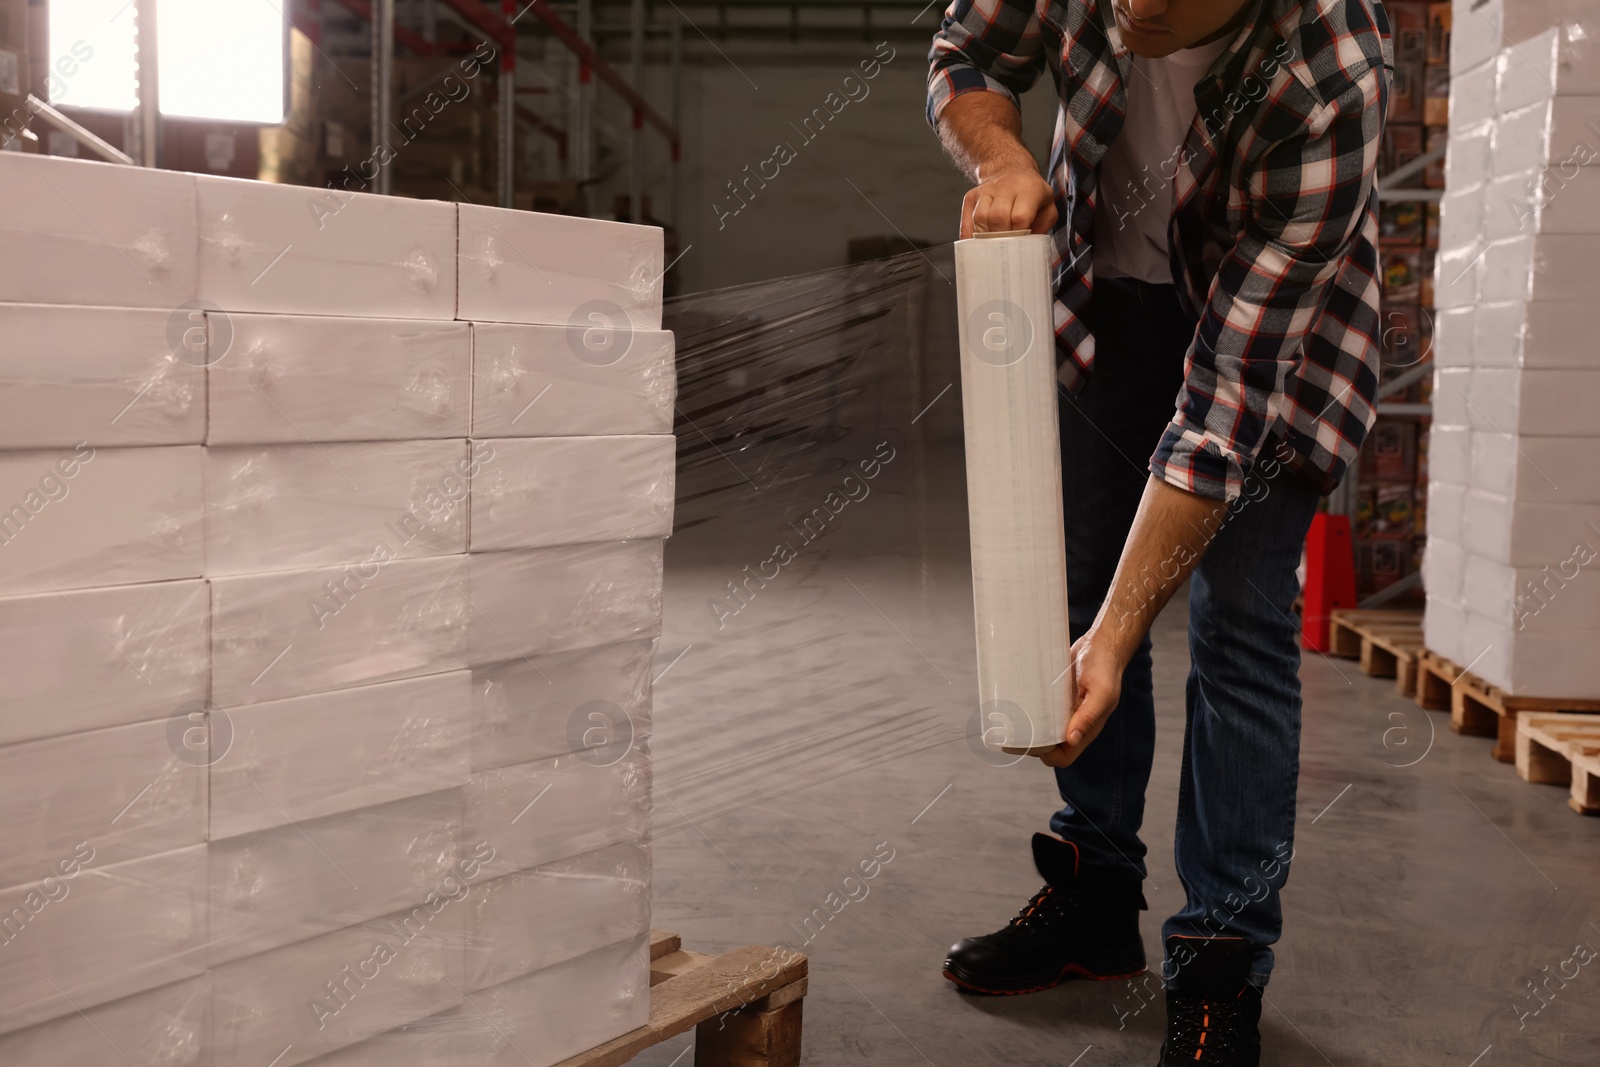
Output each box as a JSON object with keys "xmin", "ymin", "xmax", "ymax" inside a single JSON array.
[{"xmin": 49, "ymin": 0, "xmax": 285, "ymax": 123}]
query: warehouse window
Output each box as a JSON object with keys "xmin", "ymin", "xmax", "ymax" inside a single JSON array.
[{"xmin": 49, "ymin": 0, "xmax": 285, "ymax": 123}]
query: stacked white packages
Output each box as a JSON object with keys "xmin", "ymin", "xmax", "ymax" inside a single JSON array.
[
  {"xmin": 1425, "ymin": 13, "xmax": 1600, "ymax": 697},
  {"xmin": 0, "ymin": 152, "xmax": 674, "ymax": 1066}
]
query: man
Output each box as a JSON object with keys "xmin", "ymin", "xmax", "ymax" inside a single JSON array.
[{"xmin": 927, "ymin": 0, "xmax": 1390, "ymax": 1060}]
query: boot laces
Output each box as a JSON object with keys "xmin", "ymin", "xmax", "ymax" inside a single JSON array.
[
  {"xmin": 1166, "ymin": 994, "xmax": 1246, "ymax": 1058},
  {"xmin": 1007, "ymin": 884, "xmax": 1074, "ymax": 931}
]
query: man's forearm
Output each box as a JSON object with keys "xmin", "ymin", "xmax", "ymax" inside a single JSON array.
[
  {"xmin": 938, "ymin": 92, "xmax": 1039, "ymax": 182},
  {"xmin": 1092, "ymin": 476, "xmax": 1229, "ymax": 662}
]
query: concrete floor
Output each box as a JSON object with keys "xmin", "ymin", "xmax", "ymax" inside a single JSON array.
[{"xmin": 642, "ymin": 257, "xmax": 1600, "ymax": 1066}]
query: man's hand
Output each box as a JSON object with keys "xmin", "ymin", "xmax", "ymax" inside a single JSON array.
[
  {"xmin": 960, "ymin": 168, "xmax": 1058, "ymax": 239},
  {"xmin": 1037, "ymin": 626, "xmax": 1126, "ymax": 768},
  {"xmin": 1034, "ymin": 476, "xmax": 1233, "ymax": 769},
  {"xmin": 937, "ymin": 92, "xmax": 1057, "ymax": 238}
]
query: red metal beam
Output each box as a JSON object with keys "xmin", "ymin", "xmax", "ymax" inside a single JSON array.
[
  {"xmin": 434, "ymin": 0, "xmax": 678, "ymax": 146},
  {"xmin": 331, "ymin": 0, "xmax": 438, "ymax": 54}
]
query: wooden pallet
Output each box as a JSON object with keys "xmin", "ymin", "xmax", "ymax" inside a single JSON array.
[
  {"xmin": 1328, "ymin": 608, "xmax": 1425, "ymax": 694},
  {"xmin": 1412, "ymin": 648, "xmax": 1464, "ymax": 711},
  {"xmin": 555, "ymin": 930, "xmax": 808, "ymax": 1067},
  {"xmin": 1516, "ymin": 713, "xmax": 1600, "ymax": 815},
  {"xmin": 1450, "ymin": 670, "xmax": 1600, "ymax": 763}
]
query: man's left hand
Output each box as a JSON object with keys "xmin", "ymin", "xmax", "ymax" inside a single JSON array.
[{"xmin": 1036, "ymin": 626, "xmax": 1128, "ymax": 768}]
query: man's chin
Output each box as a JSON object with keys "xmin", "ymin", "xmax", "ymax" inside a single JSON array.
[{"xmin": 1123, "ymin": 36, "xmax": 1187, "ymax": 58}]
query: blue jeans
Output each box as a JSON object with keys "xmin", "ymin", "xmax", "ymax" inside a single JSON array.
[{"xmin": 1048, "ymin": 276, "xmax": 1320, "ymax": 986}]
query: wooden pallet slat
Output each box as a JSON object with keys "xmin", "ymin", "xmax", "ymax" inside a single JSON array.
[
  {"xmin": 1516, "ymin": 713, "xmax": 1600, "ymax": 815},
  {"xmin": 556, "ymin": 931, "xmax": 808, "ymax": 1067},
  {"xmin": 1413, "ymin": 649, "xmax": 1462, "ymax": 710},
  {"xmin": 1327, "ymin": 608, "xmax": 1424, "ymax": 693}
]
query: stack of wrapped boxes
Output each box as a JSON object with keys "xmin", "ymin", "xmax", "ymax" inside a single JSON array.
[
  {"xmin": 0, "ymin": 148, "xmax": 674, "ymax": 1065},
  {"xmin": 1425, "ymin": 15, "xmax": 1600, "ymax": 698}
]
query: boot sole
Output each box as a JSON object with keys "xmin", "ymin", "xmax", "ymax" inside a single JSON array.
[{"xmin": 942, "ymin": 960, "xmax": 1147, "ymax": 996}]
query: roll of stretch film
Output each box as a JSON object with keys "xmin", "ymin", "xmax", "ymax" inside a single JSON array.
[{"xmin": 955, "ymin": 231, "xmax": 1072, "ymax": 756}]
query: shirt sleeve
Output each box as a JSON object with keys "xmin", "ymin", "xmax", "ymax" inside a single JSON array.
[
  {"xmin": 926, "ymin": 0, "xmax": 1047, "ymax": 128},
  {"xmin": 1150, "ymin": 68, "xmax": 1386, "ymax": 502}
]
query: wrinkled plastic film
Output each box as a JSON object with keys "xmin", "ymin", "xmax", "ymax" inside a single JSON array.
[
  {"xmin": 0, "ymin": 151, "xmax": 669, "ymax": 1065},
  {"xmin": 954, "ymin": 234, "xmax": 1072, "ymax": 753}
]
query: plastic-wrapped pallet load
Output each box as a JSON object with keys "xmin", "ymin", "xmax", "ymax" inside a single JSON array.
[
  {"xmin": 0, "ymin": 150, "xmax": 673, "ymax": 1066},
  {"xmin": 953, "ymin": 231, "xmax": 1072, "ymax": 755},
  {"xmin": 1426, "ymin": 16, "xmax": 1600, "ymax": 697}
]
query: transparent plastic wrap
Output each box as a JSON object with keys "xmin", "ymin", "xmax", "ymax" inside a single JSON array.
[
  {"xmin": 0, "ymin": 157, "xmax": 671, "ymax": 1064},
  {"xmin": 0, "ymin": 305, "xmax": 204, "ymax": 449},
  {"xmin": 206, "ymin": 314, "xmax": 470, "ymax": 445},
  {"xmin": 469, "ymin": 436, "xmax": 676, "ymax": 551},
  {"xmin": 456, "ymin": 205, "xmax": 664, "ymax": 329},
  {"xmin": 0, "ymin": 152, "xmax": 199, "ymax": 309},
  {"xmin": 195, "ymin": 174, "xmax": 457, "ymax": 320},
  {"xmin": 0, "ymin": 444, "xmax": 204, "ymax": 595},
  {"xmin": 202, "ymin": 439, "xmax": 470, "ymax": 575},
  {"xmin": 470, "ymin": 322, "xmax": 676, "ymax": 437},
  {"xmin": 0, "ymin": 578, "xmax": 208, "ymax": 746}
]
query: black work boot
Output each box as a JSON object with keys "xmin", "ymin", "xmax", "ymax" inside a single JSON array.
[
  {"xmin": 1157, "ymin": 935, "xmax": 1263, "ymax": 1065},
  {"xmin": 942, "ymin": 833, "xmax": 1146, "ymax": 995}
]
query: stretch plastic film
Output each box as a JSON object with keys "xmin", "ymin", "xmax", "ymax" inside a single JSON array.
[
  {"xmin": 953, "ymin": 233, "xmax": 1072, "ymax": 754},
  {"xmin": 0, "ymin": 151, "xmax": 671, "ymax": 1064}
]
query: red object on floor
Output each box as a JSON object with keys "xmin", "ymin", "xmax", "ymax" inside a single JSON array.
[{"xmin": 1302, "ymin": 513, "xmax": 1356, "ymax": 652}]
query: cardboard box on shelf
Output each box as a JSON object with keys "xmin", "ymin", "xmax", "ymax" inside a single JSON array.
[
  {"xmin": 0, "ymin": 975, "xmax": 208, "ymax": 1067},
  {"xmin": 1384, "ymin": 122, "xmax": 1425, "ymax": 175},
  {"xmin": 1391, "ymin": 61, "xmax": 1426, "ymax": 124},
  {"xmin": 1426, "ymin": 1, "xmax": 1451, "ymax": 65},
  {"xmin": 1382, "ymin": 249, "xmax": 1424, "ymax": 304},
  {"xmin": 1391, "ymin": 0, "xmax": 1430, "ymax": 64},
  {"xmin": 1380, "ymin": 200, "xmax": 1425, "ymax": 245},
  {"xmin": 1425, "ymin": 202, "xmax": 1440, "ymax": 248},
  {"xmin": 1424, "ymin": 64, "xmax": 1451, "ymax": 126},
  {"xmin": 1424, "ymin": 126, "xmax": 1447, "ymax": 187}
]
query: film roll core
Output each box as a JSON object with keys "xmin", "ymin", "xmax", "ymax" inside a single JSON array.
[{"xmin": 955, "ymin": 231, "xmax": 1073, "ymax": 757}]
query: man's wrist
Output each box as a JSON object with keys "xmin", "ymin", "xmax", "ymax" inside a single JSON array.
[{"xmin": 974, "ymin": 154, "xmax": 1040, "ymax": 183}]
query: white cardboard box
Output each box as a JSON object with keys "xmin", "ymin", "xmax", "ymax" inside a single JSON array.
[
  {"xmin": 456, "ymin": 205, "xmax": 663, "ymax": 329},
  {"xmin": 212, "ymin": 672, "xmax": 472, "ymax": 840},
  {"xmin": 470, "ymin": 322, "xmax": 675, "ymax": 438},
  {"xmin": 1422, "ymin": 537, "xmax": 1465, "ymax": 605},
  {"xmin": 196, "ymin": 175, "xmax": 457, "ymax": 320},
  {"xmin": 1481, "ymin": 233, "xmax": 1600, "ymax": 304},
  {"xmin": 1468, "ymin": 431, "xmax": 1600, "ymax": 502},
  {"xmin": 466, "ymin": 541, "xmax": 663, "ymax": 667},
  {"xmin": 1431, "ymin": 306, "xmax": 1474, "ymax": 368},
  {"xmin": 0, "ymin": 304, "xmax": 205, "ymax": 448},
  {"xmin": 467, "ymin": 746, "xmax": 650, "ymax": 876},
  {"xmin": 1498, "ymin": 25, "xmax": 1600, "ymax": 111},
  {"xmin": 1428, "ymin": 425, "xmax": 1470, "ymax": 486},
  {"xmin": 464, "ymin": 841, "xmax": 650, "ymax": 993},
  {"xmin": 1463, "ymin": 551, "xmax": 1600, "ymax": 631},
  {"xmin": 210, "ymin": 898, "xmax": 466, "ymax": 1067},
  {"xmin": 209, "ymin": 554, "xmax": 470, "ymax": 706},
  {"xmin": 1462, "ymin": 492, "xmax": 1600, "ymax": 564},
  {"xmin": 473, "ymin": 637, "xmax": 654, "ymax": 772},
  {"xmin": 0, "ymin": 578, "xmax": 208, "ymax": 747},
  {"xmin": 0, "ymin": 445, "xmax": 203, "ymax": 595},
  {"xmin": 470, "ymin": 436, "xmax": 676, "ymax": 552},
  {"xmin": 1427, "ymin": 481, "xmax": 1466, "ymax": 545},
  {"xmin": 0, "ymin": 975, "xmax": 208, "ymax": 1067},
  {"xmin": 1468, "ymin": 368, "xmax": 1600, "ymax": 435},
  {"xmin": 1423, "ymin": 596, "xmax": 1467, "ymax": 666},
  {"xmin": 0, "ymin": 719, "xmax": 205, "ymax": 891},
  {"xmin": 209, "ymin": 789, "xmax": 465, "ymax": 964},
  {"xmin": 0, "ymin": 153, "xmax": 198, "ymax": 309},
  {"xmin": 1432, "ymin": 367, "xmax": 1472, "ymax": 427},
  {"xmin": 203, "ymin": 439, "xmax": 469, "ymax": 576},
  {"xmin": 0, "ymin": 844, "xmax": 207, "ymax": 1038},
  {"xmin": 302, "ymin": 935, "xmax": 649, "ymax": 1067},
  {"xmin": 1464, "ymin": 610, "xmax": 1600, "ymax": 697},
  {"xmin": 208, "ymin": 314, "xmax": 471, "ymax": 444}
]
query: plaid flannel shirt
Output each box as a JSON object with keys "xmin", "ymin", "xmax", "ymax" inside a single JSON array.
[{"xmin": 929, "ymin": 0, "xmax": 1393, "ymax": 500}]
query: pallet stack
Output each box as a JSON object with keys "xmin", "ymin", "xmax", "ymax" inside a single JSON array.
[
  {"xmin": 0, "ymin": 149, "xmax": 674, "ymax": 1065},
  {"xmin": 1423, "ymin": 18, "xmax": 1600, "ymax": 785}
]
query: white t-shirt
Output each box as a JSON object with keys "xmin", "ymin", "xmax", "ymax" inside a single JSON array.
[{"xmin": 1093, "ymin": 38, "xmax": 1230, "ymax": 284}]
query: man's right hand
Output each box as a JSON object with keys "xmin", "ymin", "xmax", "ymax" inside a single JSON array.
[{"xmin": 959, "ymin": 168, "xmax": 1058, "ymax": 239}]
